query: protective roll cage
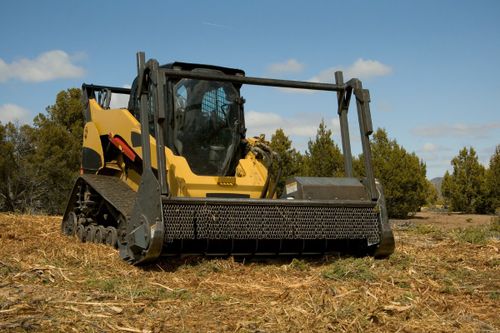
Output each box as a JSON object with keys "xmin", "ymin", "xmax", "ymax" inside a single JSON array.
[
  {"xmin": 83, "ymin": 52, "xmax": 379, "ymax": 202},
  {"xmin": 82, "ymin": 84, "xmax": 131, "ymax": 111}
]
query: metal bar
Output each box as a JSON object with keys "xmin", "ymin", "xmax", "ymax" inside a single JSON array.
[
  {"xmin": 353, "ymin": 80, "xmax": 378, "ymax": 201},
  {"xmin": 362, "ymin": 90, "xmax": 373, "ymax": 134},
  {"xmin": 137, "ymin": 52, "xmax": 152, "ymax": 170},
  {"xmin": 81, "ymin": 85, "xmax": 91, "ymax": 122},
  {"xmin": 161, "ymin": 69, "xmax": 343, "ymax": 91},
  {"xmin": 103, "ymin": 89, "xmax": 111, "ymax": 109},
  {"xmin": 335, "ymin": 71, "xmax": 353, "ymax": 177},
  {"xmin": 150, "ymin": 60, "xmax": 169, "ymax": 196},
  {"xmin": 162, "ymin": 196, "xmax": 376, "ymax": 208},
  {"xmin": 82, "ymin": 84, "xmax": 131, "ymax": 95}
]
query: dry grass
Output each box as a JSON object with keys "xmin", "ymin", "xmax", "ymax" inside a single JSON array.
[{"xmin": 0, "ymin": 212, "xmax": 498, "ymax": 332}]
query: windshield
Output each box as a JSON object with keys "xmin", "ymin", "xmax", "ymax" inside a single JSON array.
[{"xmin": 173, "ymin": 75, "xmax": 241, "ymax": 176}]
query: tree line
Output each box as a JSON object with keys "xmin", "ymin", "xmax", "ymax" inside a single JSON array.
[
  {"xmin": 269, "ymin": 121, "xmax": 430, "ymax": 218},
  {"xmin": 0, "ymin": 88, "xmax": 498, "ymax": 217},
  {"xmin": 441, "ymin": 146, "xmax": 500, "ymax": 214},
  {"xmin": 0, "ymin": 88, "xmax": 83, "ymax": 214},
  {"xmin": 271, "ymin": 123, "xmax": 499, "ymax": 217}
]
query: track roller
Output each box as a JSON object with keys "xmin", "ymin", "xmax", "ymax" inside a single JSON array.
[
  {"xmin": 94, "ymin": 226, "xmax": 106, "ymax": 244},
  {"xmin": 85, "ymin": 225, "xmax": 96, "ymax": 243},
  {"xmin": 76, "ymin": 224, "xmax": 86, "ymax": 242},
  {"xmin": 105, "ymin": 227, "xmax": 118, "ymax": 248},
  {"xmin": 62, "ymin": 211, "xmax": 77, "ymax": 236}
]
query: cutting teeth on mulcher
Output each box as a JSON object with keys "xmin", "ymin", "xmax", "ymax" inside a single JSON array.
[{"xmin": 160, "ymin": 198, "xmax": 381, "ymax": 255}]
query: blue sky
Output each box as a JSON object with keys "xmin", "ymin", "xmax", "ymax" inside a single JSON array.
[{"xmin": 1, "ymin": 0, "xmax": 498, "ymax": 178}]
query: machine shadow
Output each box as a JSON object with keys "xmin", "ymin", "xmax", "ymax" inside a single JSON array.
[{"xmin": 140, "ymin": 251, "xmax": 372, "ymax": 273}]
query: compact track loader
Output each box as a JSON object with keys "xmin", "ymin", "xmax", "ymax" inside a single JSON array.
[{"xmin": 62, "ymin": 52, "xmax": 395, "ymax": 264}]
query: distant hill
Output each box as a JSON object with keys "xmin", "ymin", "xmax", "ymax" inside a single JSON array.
[{"xmin": 430, "ymin": 177, "xmax": 443, "ymax": 197}]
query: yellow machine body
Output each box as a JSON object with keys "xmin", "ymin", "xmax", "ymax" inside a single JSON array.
[{"xmin": 84, "ymin": 99, "xmax": 268, "ymax": 198}]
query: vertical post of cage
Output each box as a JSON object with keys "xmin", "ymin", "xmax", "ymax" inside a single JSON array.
[
  {"xmin": 136, "ymin": 52, "xmax": 152, "ymax": 171},
  {"xmin": 353, "ymin": 79, "xmax": 378, "ymax": 201},
  {"xmin": 335, "ymin": 71, "xmax": 353, "ymax": 178},
  {"xmin": 151, "ymin": 61, "xmax": 169, "ymax": 196}
]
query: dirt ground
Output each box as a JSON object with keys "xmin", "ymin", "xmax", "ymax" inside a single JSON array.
[
  {"xmin": 0, "ymin": 212, "xmax": 499, "ymax": 332},
  {"xmin": 394, "ymin": 211, "xmax": 494, "ymax": 230}
]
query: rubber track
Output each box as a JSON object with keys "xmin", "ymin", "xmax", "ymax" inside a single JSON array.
[{"xmin": 80, "ymin": 174, "xmax": 137, "ymax": 218}]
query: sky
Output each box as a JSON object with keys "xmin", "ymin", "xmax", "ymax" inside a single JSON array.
[{"xmin": 0, "ymin": 0, "xmax": 499, "ymax": 179}]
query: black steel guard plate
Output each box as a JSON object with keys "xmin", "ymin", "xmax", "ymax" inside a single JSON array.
[{"xmin": 162, "ymin": 197, "xmax": 381, "ymax": 245}]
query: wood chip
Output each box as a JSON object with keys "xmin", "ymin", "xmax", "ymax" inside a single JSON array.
[
  {"xmin": 149, "ymin": 282, "xmax": 174, "ymax": 291},
  {"xmin": 106, "ymin": 323, "xmax": 152, "ymax": 333},
  {"xmin": 383, "ymin": 304, "xmax": 413, "ymax": 312},
  {"xmin": 62, "ymin": 306, "xmax": 111, "ymax": 318},
  {"xmin": 108, "ymin": 306, "xmax": 123, "ymax": 314}
]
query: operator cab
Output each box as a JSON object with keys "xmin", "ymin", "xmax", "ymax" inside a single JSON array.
[{"xmin": 128, "ymin": 62, "xmax": 246, "ymax": 177}]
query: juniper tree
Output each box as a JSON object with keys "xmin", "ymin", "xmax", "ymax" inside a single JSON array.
[
  {"xmin": 441, "ymin": 147, "xmax": 486, "ymax": 213},
  {"xmin": 485, "ymin": 145, "xmax": 500, "ymax": 212},
  {"xmin": 302, "ymin": 119, "xmax": 343, "ymax": 177},
  {"xmin": 269, "ymin": 128, "xmax": 303, "ymax": 197},
  {"xmin": 30, "ymin": 88, "xmax": 85, "ymax": 214},
  {"xmin": 355, "ymin": 128, "xmax": 427, "ymax": 218}
]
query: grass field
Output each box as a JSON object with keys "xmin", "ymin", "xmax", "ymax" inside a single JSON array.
[{"xmin": 1, "ymin": 212, "xmax": 499, "ymax": 332}]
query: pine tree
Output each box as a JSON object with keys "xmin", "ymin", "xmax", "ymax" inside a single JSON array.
[
  {"xmin": 355, "ymin": 128, "xmax": 427, "ymax": 218},
  {"xmin": 30, "ymin": 88, "xmax": 85, "ymax": 214},
  {"xmin": 0, "ymin": 123, "xmax": 16, "ymax": 211},
  {"xmin": 0, "ymin": 122, "xmax": 39, "ymax": 212},
  {"xmin": 485, "ymin": 145, "xmax": 500, "ymax": 212},
  {"xmin": 441, "ymin": 147, "xmax": 486, "ymax": 213},
  {"xmin": 302, "ymin": 119, "xmax": 343, "ymax": 177},
  {"xmin": 0, "ymin": 88, "xmax": 85, "ymax": 214},
  {"xmin": 269, "ymin": 128, "xmax": 302, "ymax": 197},
  {"xmin": 441, "ymin": 171, "xmax": 454, "ymax": 209},
  {"xmin": 425, "ymin": 180, "xmax": 439, "ymax": 206}
]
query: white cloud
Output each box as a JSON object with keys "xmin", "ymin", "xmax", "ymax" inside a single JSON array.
[
  {"xmin": 345, "ymin": 58, "xmax": 393, "ymax": 79},
  {"xmin": 0, "ymin": 104, "xmax": 30, "ymax": 124},
  {"xmin": 0, "ymin": 50, "xmax": 85, "ymax": 83},
  {"xmin": 245, "ymin": 111, "xmax": 353, "ymax": 153},
  {"xmin": 202, "ymin": 21, "xmax": 232, "ymax": 29},
  {"xmin": 245, "ymin": 110, "xmax": 341, "ymax": 139},
  {"xmin": 417, "ymin": 142, "xmax": 498, "ymax": 178},
  {"xmin": 246, "ymin": 111, "xmax": 283, "ymax": 128},
  {"xmin": 310, "ymin": 58, "xmax": 392, "ymax": 82},
  {"xmin": 422, "ymin": 142, "xmax": 438, "ymax": 152},
  {"xmin": 417, "ymin": 146, "xmax": 454, "ymax": 178},
  {"xmin": 277, "ymin": 58, "xmax": 392, "ymax": 94},
  {"xmin": 426, "ymin": 159, "xmax": 454, "ymax": 179},
  {"xmin": 413, "ymin": 122, "xmax": 500, "ymax": 138},
  {"xmin": 267, "ymin": 59, "xmax": 305, "ymax": 74}
]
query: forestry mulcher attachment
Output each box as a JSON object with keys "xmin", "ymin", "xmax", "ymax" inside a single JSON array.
[{"xmin": 62, "ymin": 52, "xmax": 395, "ymax": 264}]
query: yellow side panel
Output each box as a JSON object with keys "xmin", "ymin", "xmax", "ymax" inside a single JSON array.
[{"xmin": 82, "ymin": 121, "xmax": 104, "ymax": 170}]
